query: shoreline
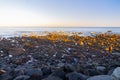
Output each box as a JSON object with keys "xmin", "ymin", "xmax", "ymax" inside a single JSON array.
[{"xmin": 0, "ymin": 32, "xmax": 120, "ymax": 80}]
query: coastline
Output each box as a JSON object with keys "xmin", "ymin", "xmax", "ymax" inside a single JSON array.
[{"xmin": 0, "ymin": 31, "xmax": 120, "ymax": 80}]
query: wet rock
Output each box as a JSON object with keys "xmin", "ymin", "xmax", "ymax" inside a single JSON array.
[
  {"xmin": 87, "ymin": 75, "xmax": 112, "ymax": 80},
  {"xmin": 13, "ymin": 75, "xmax": 30, "ymax": 80},
  {"xmin": 66, "ymin": 71, "xmax": 89, "ymax": 80},
  {"xmin": 112, "ymin": 67, "xmax": 120, "ymax": 80},
  {"xmin": 42, "ymin": 76, "xmax": 62, "ymax": 80}
]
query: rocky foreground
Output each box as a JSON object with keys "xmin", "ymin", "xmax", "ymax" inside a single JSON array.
[{"xmin": 0, "ymin": 32, "xmax": 120, "ymax": 80}]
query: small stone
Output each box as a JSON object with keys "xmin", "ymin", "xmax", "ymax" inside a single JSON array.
[
  {"xmin": 0, "ymin": 69, "xmax": 6, "ymax": 75},
  {"xmin": 11, "ymin": 40, "xmax": 15, "ymax": 43},
  {"xmin": 0, "ymin": 50, "xmax": 3, "ymax": 53},
  {"xmin": 91, "ymin": 55, "xmax": 96, "ymax": 57},
  {"xmin": 68, "ymin": 48, "xmax": 71, "ymax": 51},
  {"xmin": 9, "ymin": 55, "xmax": 13, "ymax": 58}
]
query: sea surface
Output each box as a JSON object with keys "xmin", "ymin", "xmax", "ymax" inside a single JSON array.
[{"xmin": 0, "ymin": 27, "xmax": 120, "ymax": 37}]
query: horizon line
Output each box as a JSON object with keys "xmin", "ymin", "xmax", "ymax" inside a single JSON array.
[{"xmin": 0, "ymin": 26, "xmax": 120, "ymax": 28}]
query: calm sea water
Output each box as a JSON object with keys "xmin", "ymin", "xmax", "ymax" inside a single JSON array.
[{"xmin": 0, "ymin": 27, "xmax": 120, "ymax": 37}]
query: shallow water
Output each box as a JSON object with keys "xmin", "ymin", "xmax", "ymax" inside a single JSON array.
[{"xmin": 0, "ymin": 27, "xmax": 120, "ymax": 37}]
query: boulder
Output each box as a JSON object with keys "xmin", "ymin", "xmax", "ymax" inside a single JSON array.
[
  {"xmin": 112, "ymin": 67, "xmax": 120, "ymax": 80},
  {"xmin": 87, "ymin": 75, "xmax": 112, "ymax": 80},
  {"xmin": 66, "ymin": 71, "xmax": 89, "ymax": 80}
]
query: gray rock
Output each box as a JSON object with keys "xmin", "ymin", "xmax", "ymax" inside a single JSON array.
[
  {"xmin": 13, "ymin": 75, "xmax": 30, "ymax": 80},
  {"xmin": 87, "ymin": 75, "xmax": 112, "ymax": 80},
  {"xmin": 66, "ymin": 71, "xmax": 89, "ymax": 80},
  {"xmin": 112, "ymin": 67, "xmax": 120, "ymax": 80}
]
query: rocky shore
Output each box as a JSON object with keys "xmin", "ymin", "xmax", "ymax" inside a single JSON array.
[{"xmin": 0, "ymin": 32, "xmax": 120, "ymax": 80}]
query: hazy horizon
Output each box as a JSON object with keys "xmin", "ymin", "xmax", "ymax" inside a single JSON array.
[{"xmin": 0, "ymin": 0, "xmax": 120, "ymax": 27}]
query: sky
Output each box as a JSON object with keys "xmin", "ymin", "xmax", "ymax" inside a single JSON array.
[{"xmin": 0, "ymin": 0, "xmax": 120, "ymax": 27}]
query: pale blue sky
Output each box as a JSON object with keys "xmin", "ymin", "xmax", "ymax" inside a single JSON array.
[{"xmin": 0, "ymin": 0, "xmax": 120, "ymax": 27}]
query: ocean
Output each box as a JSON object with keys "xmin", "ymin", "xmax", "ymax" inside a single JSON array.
[{"xmin": 0, "ymin": 27, "xmax": 120, "ymax": 37}]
